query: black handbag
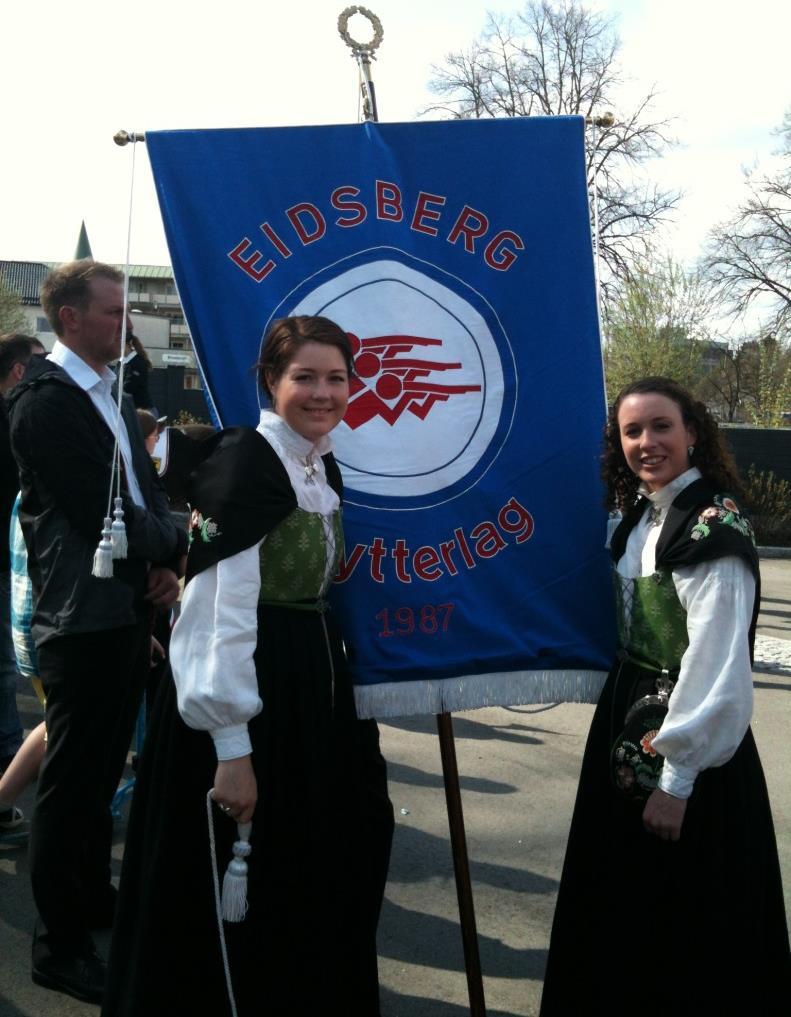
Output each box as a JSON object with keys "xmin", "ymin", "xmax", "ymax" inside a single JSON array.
[{"xmin": 611, "ymin": 672, "xmax": 675, "ymax": 801}]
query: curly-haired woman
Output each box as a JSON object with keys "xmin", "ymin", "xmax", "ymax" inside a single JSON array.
[{"xmin": 540, "ymin": 377, "xmax": 791, "ymax": 1016}]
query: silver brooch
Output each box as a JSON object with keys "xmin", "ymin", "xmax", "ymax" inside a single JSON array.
[
  {"xmin": 304, "ymin": 455, "xmax": 318, "ymax": 484},
  {"xmin": 648, "ymin": 504, "xmax": 664, "ymax": 527}
]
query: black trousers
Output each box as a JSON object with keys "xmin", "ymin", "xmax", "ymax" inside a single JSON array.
[{"xmin": 30, "ymin": 616, "xmax": 151, "ymax": 958}]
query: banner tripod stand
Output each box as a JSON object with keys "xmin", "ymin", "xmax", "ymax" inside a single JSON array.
[{"xmin": 338, "ymin": 9, "xmax": 487, "ymax": 1015}]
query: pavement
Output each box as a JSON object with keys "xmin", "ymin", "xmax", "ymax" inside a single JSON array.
[{"xmin": 1, "ymin": 557, "xmax": 790, "ymax": 1017}]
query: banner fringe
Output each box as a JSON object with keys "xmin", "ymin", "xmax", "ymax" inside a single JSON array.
[{"xmin": 353, "ymin": 668, "xmax": 608, "ymax": 719}]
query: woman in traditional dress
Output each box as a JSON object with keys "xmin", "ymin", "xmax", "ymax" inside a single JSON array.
[
  {"xmin": 103, "ymin": 315, "xmax": 394, "ymax": 1017},
  {"xmin": 540, "ymin": 377, "xmax": 791, "ymax": 1017}
]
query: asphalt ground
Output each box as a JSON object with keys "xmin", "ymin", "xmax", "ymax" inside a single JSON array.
[{"xmin": 2, "ymin": 559, "xmax": 790, "ymax": 1017}]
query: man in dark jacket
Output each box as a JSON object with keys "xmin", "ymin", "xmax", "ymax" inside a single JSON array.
[{"xmin": 8, "ymin": 261, "xmax": 188, "ymax": 1004}]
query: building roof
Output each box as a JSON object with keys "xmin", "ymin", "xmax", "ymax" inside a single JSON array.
[
  {"xmin": 1, "ymin": 260, "xmax": 175, "ymax": 308},
  {"xmin": 114, "ymin": 264, "xmax": 174, "ymax": 280},
  {"xmin": 0, "ymin": 261, "xmax": 52, "ymax": 304}
]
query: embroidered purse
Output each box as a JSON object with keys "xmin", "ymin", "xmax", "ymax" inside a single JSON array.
[{"xmin": 611, "ymin": 672, "xmax": 675, "ymax": 801}]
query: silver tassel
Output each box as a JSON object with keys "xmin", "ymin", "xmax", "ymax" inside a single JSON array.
[
  {"xmin": 92, "ymin": 517, "xmax": 115, "ymax": 578},
  {"xmin": 110, "ymin": 496, "xmax": 128, "ymax": 559},
  {"xmin": 221, "ymin": 821, "xmax": 252, "ymax": 922}
]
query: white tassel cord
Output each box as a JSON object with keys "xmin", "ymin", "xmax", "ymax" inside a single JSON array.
[
  {"xmin": 93, "ymin": 141, "xmax": 137, "ymax": 576},
  {"xmin": 206, "ymin": 792, "xmax": 255, "ymax": 1016},
  {"xmin": 207, "ymin": 791, "xmax": 243, "ymax": 1017},
  {"xmin": 221, "ymin": 823, "xmax": 253, "ymax": 922},
  {"xmin": 91, "ymin": 517, "xmax": 115, "ymax": 578},
  {"xmin": 110, "ymin": 496, "xmax": 128, "ymax": 559}
]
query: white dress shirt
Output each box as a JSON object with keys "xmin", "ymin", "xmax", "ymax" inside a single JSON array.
[
  {"xmin": 170, "ymin": 410, "xmax": 341, "ymax": 760},
  {"xmin": 48, "ymin": 340, "xmax": 145, "ymax": 507},
  {"xmin": 616, "ymin": 468, "xmax": 755, "ymax": 798}
]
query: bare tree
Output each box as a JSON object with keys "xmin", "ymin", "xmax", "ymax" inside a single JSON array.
[
  {"xmin": 425, "ymin": 1, "xmax": 679, "ymax": 283},
  {"xmin": 701, "ymin": 340, "xmax": 751, "ymax": 423},
  {"xmin": 703, "ymin": 112, "xmax": 791, "ymax": 342},
  {"xmin": 702, "ymin": 331, "xmax": 791, "ymax": 426}
]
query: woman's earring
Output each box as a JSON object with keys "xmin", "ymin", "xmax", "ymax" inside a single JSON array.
[{"xmin": 687, "ymin": 445, "xmax": 695, "ymax": 458}]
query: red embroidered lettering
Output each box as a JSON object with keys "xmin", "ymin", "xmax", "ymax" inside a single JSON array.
[
  {"xmin": 227, "ymin": 239, "xmax": 275, "ymax": 282},
  {"xmin": 286, "ymin": 202, "xmax": 327, "ymax": 245},
  {"xmin": 376, "ymin": 180, "xmax": 403, "ymax": 222},
  {"xmin": 331, "ymin": 186, "xmax": 367, "ymax": 228}
]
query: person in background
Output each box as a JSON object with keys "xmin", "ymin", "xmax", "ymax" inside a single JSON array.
[
  {"xmin": 137, "ymin": 409, "xmax": 216, "ymax": 513},
  {"xmin": 8, "ymin": 261, "xmax": 187, "ymax": 1005},
  {"xmin": 120, "ymin": 333, "xmax": 154, "ymax": 412},
  {"xmin": 540, "ymin": 376, "xmax": 791, "ymax": 1017},
  {"xmin": 0, "ymin": 335, "xmax": 44, "ymax": 810},
  {"xmin": 135, "ymin": 408, "xmax": 160, "ymax": 456},
  {"xmin": 0, "ymin": 494, "xmax": 46, "ymax": 832}
]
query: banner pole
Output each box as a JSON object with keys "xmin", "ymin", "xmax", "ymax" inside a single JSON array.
[
  {"xmin": 337, "ymin": 5, "xmax": 383, "ymax": 123},
  {"xmin": 337, "ymin": 11, "xmax": 487, "ymax": 1013},
  {"xmin": 437, "ymin": 712, "xmax": 487, "ymax": 1017},
  {"xmin": 583, "ymin": 111, "xmax": 615, "ymax": 350}
]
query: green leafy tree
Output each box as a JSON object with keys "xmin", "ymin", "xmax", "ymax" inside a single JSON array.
[
  {"xmin": 0, "ymin": 274, "xmax": 26, "ymax": 335},
  {"xmin": 425, "ymin": 0, "xmax": 679, "ymax": 283},
  {"xmin": 602, "ymin": 255, "xmax": 715, "ymax": 401},
  {"xmin": 745, "ymin": 334, "xmax": 791, "ymax": 427}
]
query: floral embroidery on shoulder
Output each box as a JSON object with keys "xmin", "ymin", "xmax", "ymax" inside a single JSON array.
[
  {"xmin": 188, "ymin": 509, "xmax": 222, "ymax": 545},
  {"xmin": 690, "ymin": 494, "xmax": 755, "ymax": 544}
]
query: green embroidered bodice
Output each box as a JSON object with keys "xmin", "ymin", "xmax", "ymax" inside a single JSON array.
[
  {"xmin": 258, "ymin": 508, "xmax": 344, "ymax": 604},
  {"xmin": 613, "ymin": 567, "xmax": 689, "ymax": 672}
]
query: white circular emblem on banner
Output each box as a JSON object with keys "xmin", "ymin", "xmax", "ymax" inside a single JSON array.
[{"xmin": 290, "ymin": 258, "xmax": 506, "ymax": 502}]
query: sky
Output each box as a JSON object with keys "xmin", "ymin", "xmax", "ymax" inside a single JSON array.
[{"xmin": 1, "ymin": 0, "xmax": 789, "ymax": 268}]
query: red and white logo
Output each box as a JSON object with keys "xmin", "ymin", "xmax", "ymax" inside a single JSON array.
[
  {"xmin": 289, "ymin": 256, "xmax": 511, "ymax": 506},
  {"xmin": 344, "ymin": 332, "xmax": 483, "ymax": 430}
]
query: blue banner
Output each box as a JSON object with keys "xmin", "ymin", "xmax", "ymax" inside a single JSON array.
[{"xmin": 147, "ymin": 118, "xmax": 615, "ymax": 716}]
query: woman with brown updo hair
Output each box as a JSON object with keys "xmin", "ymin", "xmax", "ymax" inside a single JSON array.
[
  {"xmin": 540, "ymin": 377, "xmax": 790, "ymax": 1016},
  {"xmin": 104, "ymin": 316, "xmax": 393, "ymax": 1017}
]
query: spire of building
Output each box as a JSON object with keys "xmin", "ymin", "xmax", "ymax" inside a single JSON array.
[{"xmin": 75, "ymin": 221, "xmax": 93, "ymax": 260}]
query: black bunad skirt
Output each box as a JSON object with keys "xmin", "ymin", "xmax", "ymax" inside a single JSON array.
[
  {"xmin": 102, "ymin": 604, "xmax": 394, "ymax": 1017},
  {"xmin": 540, "ymin": 658, "xmax": 791, "ymax": 1017}
]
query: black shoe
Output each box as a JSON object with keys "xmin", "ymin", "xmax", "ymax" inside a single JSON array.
[{"xmin": 32, "ymin": 949, "xmax": 106, "ymax": 1005}]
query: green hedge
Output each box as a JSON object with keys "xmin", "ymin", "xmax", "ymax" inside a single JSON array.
[{"xmin": 744, "ymin": 467, "xmax": 791, "ymax": 547}]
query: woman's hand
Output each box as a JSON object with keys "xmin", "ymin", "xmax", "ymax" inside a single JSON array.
[
  {"xmin": 642, "ymin": 788, "xmax": 687, "ymax": 842},
  {"xmin": 213, "ymin": 756, "xmax": 257, "ymax": 824}
]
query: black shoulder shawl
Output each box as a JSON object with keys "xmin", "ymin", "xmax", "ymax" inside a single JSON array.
[
  {"xmin": 610, "ymin": 478, "xmax": 759, "ymax": 585},
  {"xmin": 185, "ymin": 426, "xmax": 343, "ymax": 582}
]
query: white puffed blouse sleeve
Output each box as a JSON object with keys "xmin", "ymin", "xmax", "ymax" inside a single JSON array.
[
  {"xmin": 170, "ymin": 539, "xmax": 264, "ymax": 761},
  {"xmin": 652, "ymin": 555, "xmax": 755, "ymax": 799}
]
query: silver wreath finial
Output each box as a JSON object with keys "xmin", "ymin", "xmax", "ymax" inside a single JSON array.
[{"xmin": 338, "ymin": 6, "xmax": 384, "ymax": 56}]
